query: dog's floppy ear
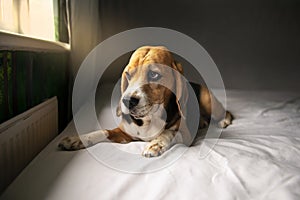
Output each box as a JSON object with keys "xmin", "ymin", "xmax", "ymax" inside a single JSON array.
[
  {"xmin": 121, "ymin": 69, "xmax": 129, "ymax": 94},
  {"xmin": 172, "ymin": 60, "xmax": 184, "ymax": 74},
  {"xmin": 172, "ymin": 61, "xmax": 188, "ymax": 118},
  {"xmin": 116, "ymin": 70, "xmax": 129, "ymax": 117},
  {"xmin": 116, "ymin": 101, "xmax": 122, "ymax": 116}
]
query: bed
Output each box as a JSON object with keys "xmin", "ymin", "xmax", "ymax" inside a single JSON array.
[{"xmin": 1, "ymin": 88, "xmax": 300, "ymax": 200}]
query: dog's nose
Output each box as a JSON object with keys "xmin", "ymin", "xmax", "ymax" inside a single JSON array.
[{"xmin": 122, "ymin": 96, "xmax": 140, "ymax": 109}]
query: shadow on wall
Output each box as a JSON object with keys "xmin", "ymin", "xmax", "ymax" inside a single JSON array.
[{"xmin": 92, "ymin": 0, "xmax": 300, "ymax": 91}]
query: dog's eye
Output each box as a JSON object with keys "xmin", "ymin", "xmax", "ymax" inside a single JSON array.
[
  {"xmin": 125, "ymin": 72, "xmax": 131, "ymax": 80},
  {"xmin": 148, "ymin": 70, "xmax": 162, "ymax": 81}
]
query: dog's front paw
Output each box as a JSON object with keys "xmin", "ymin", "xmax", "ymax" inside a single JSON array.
[
  {"xmin": 58, "ymin": 136, "xmax": 84, "ymax": 151},
  {"xmin": 142, "ymin": 139, "xmax": 168, "ymax": 158},
  {"xmin": 218, "ymin": 111, "xmax": 233, "ymax": 128}
]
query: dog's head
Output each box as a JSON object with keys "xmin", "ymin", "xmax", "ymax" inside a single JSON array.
[{"xmin": 117, "ymin": 46, "xmax": 188, "ymax": 122}]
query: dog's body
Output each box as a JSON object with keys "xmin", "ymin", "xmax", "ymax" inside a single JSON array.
[{"xmin": 59, "ymin": 46, "xmax": 233, "ymax": 157}]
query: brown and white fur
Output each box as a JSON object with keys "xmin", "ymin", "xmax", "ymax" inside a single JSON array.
[{"xmin": 58, "ymin": 46, "xmax": 233, "ymax": 157}]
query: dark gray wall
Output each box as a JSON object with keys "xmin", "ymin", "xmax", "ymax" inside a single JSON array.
[{"xmin": 98, "ymin": 0, "xmax": 300, "ymax": 91}]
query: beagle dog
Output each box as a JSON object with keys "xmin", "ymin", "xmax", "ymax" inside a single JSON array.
[{"xmin": 59, "ymin": 46, "xmax": 233, "ymax": 157}]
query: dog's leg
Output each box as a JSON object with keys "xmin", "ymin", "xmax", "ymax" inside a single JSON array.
[
  {"xmin": 58, "ymin": 128, "xmax": 133, "ymax": 151},
  {"xmin": 199, "ymin": 86, "xmax": 233, "ymax": 128},
  {"xmin": 142, "ymin": 130, "xmax": 180, "ymax": 157},
  {"xmin": 218, "ymin": 111, "xmax": 233, "ymax": 128}
]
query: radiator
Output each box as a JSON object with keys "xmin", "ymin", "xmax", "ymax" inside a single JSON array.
[{"xmin": 0, "ymin": 97, "xmax": 58, "ymax": 193}]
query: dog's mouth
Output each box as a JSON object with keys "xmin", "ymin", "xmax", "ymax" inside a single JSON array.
[
  {"xmin": 129, "ymin": 104, "xmax": 152, "ymax": 119},
  {"xmin": 130, "ymin": 113, "xmax": 146, "ymax": 119},
  {"xmin": 129, "ymin": 103, "xmax": 163, "ymax": 119}
]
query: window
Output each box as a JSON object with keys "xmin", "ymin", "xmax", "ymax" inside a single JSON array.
[{"xmin": 0, "ymin": 0, "xmax": 58, "ymax": 42}]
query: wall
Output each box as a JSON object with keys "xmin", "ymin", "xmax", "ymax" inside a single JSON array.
[{"xmin": 96, "ymin": 0, "xmax": 300, "ymax": 91}]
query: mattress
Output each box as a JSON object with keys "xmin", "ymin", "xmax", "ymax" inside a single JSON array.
[{"xmin": 1, "ymin": 89, "xmax": 300, "ymax": 200}]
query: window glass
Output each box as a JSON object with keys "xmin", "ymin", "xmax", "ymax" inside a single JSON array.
[{"xmin": 0, "ymin": 0, "xmax": 58, "ymax": 42}]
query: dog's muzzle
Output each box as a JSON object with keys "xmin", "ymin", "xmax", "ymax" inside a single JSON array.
[{"xmin": 122, "ymin": 96, "xmax": 140, "ymax": 110}]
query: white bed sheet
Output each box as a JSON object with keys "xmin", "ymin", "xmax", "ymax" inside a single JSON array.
[{"xmin": 1, "ymin": 90, "xmax": 300, "ymax": 200}]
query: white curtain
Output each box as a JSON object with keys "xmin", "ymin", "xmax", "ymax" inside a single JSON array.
[
  {"xmin": 68, "ymin": 0, "xmax": 102, "ymax": 77},
  {"xmin": 0, "ymin": 0, "xmax": 56, "ymax": 41},
  {"xmin": 67, "ymin": 0, "xmax": 137, "ymax": 78}
]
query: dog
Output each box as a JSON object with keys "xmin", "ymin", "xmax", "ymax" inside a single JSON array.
[{"xmin": 58, "ymin": 46, "xmax": 233, "ymax": 157}]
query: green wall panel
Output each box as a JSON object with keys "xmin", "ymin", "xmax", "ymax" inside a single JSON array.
[{"xmin": 0, "ymin": 51, "xmax": 69, "ymax": 131}]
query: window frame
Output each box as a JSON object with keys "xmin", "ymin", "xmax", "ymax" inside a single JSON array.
[
  {"xmin": 0, "ymin": 0, "xmax": 69, "ymax": 52},
  {"xmin": 0, "ymin": 30, "xmax": 69, "ymax": 52}
]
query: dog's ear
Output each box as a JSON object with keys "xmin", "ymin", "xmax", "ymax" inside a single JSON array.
[
  {"xmin": 116, "ymin": 101, "xmax": 122, "ymax": 117},
  {"xmin": 121, "ymin": 70, "xmax": 129, "ymax": 93},
  {"xmin": 116, "ymin": 70, "xmax": 129, "ymax": 117},
  {"xmin": 172, "ymin": 61, "xmax": 188, "ymax": 118},
  {"xmin": 172, "ymin": 60, "xmax": 184, "ymax": 74}
]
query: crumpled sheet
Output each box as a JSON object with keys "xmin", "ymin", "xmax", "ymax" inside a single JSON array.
[{"xmin": 1, "ymin": 90, "xmax": 300, "ymax": 200}]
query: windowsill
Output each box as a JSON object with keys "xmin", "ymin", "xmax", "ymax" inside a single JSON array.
[{"xmin": 0, "ymin": 30, "xmax": 70, "ymax": 52}]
